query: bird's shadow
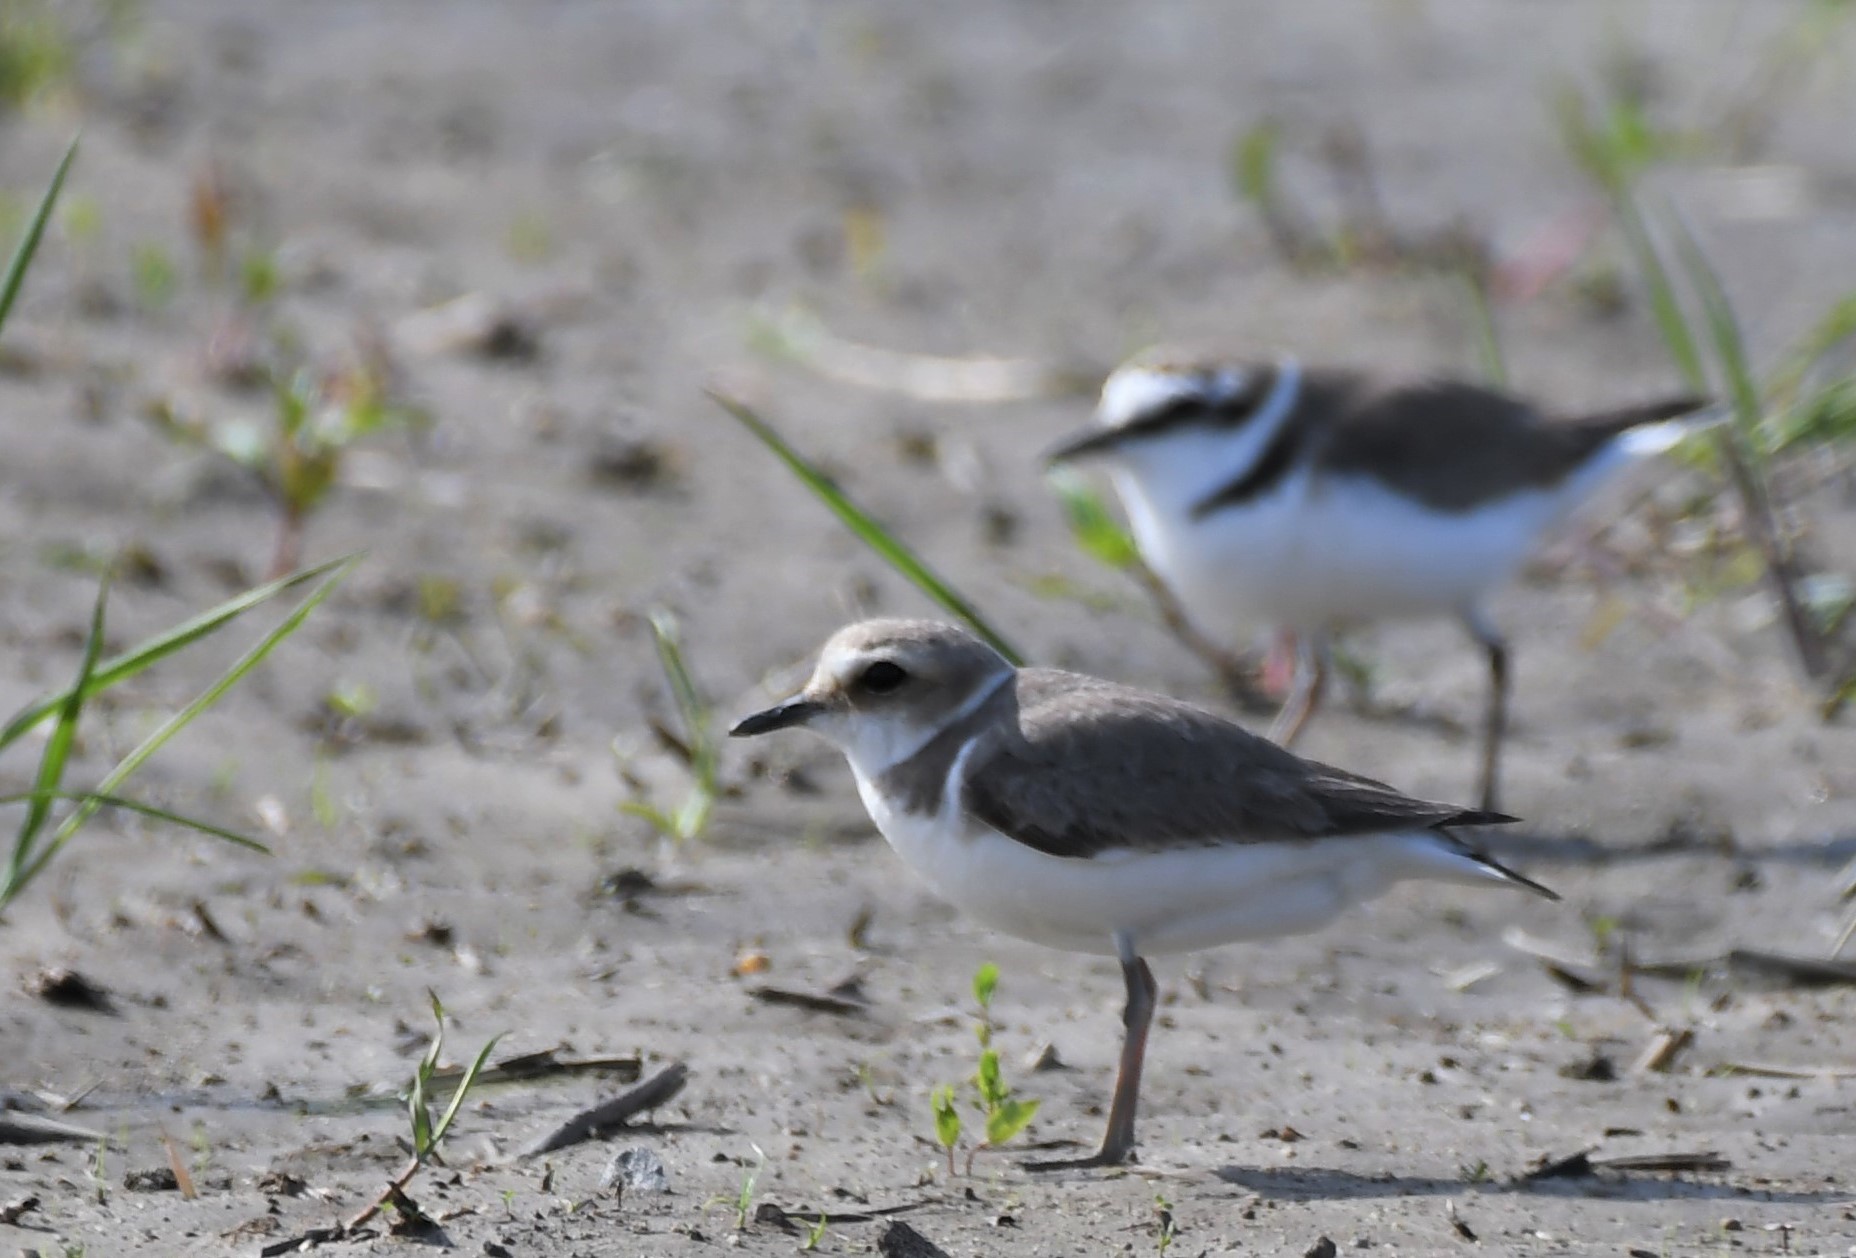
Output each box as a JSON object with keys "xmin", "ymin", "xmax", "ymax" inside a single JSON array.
[{"xmin": 1213, "ymin": 1164, "xmax": 1841, "ymax": 1206}]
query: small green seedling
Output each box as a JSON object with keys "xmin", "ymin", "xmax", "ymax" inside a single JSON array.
[
  {"xmin": 0, "ymin": 0, "xmax": 75, "ymax": 110},
  {"xmin": 129, "ymin": 240, "xmax": 177, "ymax": 310},
  {"xmin": 703, "ymin": 1149, "xmax": 765, "ymax": 1232},
  {"xmin": 930, "ymin": 1084, "xmax": 962, "ymax": 1177},
  {"xmin": 89, "ymin": 1136, "xmax": 106, "ymax": 1205},
  {"xmin": 150, "ymin": 351, "xmax": 426, "ymax": 579},
  {"xmin": 1048, "ymin": 469, "xmax": 1140, "ymax": 573},
  {"xmin": 803, "ymin": 1212, "xmax": 830, "ymax": 1251},
  {"xmin": 926, "ymin": 962, "xmax": 1042, "ymax": 1174},
  {"xmin": 405, "ymin": 993, "xmax": 501, "ymax": 1163},
  {"xmin": 972, "ymin": 961, "xmax": 999, "ymax": 1040},
  {"xmin": 344, "ymin": 992, "xmax": 502, "ymax": 1235},
  {"xmin": 970, "ymin": 964, "xmax": 1040, "ymax": 1158},
  {"xmin": 1154, "ymin": 1193, "xmax": 1179, "ymax": 1256},
  {"xmin": 731, "ymin": 1160, "xmax": 759, "ymax": 1231},
  {"xmin": 619, "ymin": 611, "xmax": 720, "ymax": 847}
]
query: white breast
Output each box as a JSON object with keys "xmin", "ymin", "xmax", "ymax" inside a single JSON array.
[{"xmin": 1114, "ymin": 430, "xmax": 1654, "ymax": 634}]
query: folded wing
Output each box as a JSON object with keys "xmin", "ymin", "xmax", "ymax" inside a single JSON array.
[{"xmin": 961, "ymin": 669, "xmax": 1510, "ymax": 861}]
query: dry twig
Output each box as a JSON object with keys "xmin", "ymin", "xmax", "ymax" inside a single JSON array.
[{"xmin": 520, "ymin": 1061, "xmax": 690, "ymax": 1158}]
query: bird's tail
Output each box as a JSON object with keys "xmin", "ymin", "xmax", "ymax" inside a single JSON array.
[
  {"xmin": 1563, "ymin": 394, "xmax": 1722, "ymax": 458},
  {"xmin": 1409, "ymin": 832, "xmax": 1561, "ymax": 901},
  {"xmin": 1464, "ymin": 846, "xmax": 1561, "ymax": 901}
]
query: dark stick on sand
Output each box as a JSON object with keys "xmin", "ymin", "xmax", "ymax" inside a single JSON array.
[{"xmin": 520, "ymin": 1061, "xmax": 690, "ymax": 1159}]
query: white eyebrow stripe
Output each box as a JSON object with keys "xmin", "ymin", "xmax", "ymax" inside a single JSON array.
[{"xmin": 1098, "ymin": 366, "xmax": 1246, "ymax": 430}]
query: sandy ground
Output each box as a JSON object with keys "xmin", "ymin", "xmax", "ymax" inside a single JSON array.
[{"xmin": 3, "ymin": 3, "xmax": 1856, "ymax": 1254}]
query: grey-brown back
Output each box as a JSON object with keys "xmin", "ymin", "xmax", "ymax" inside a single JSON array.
[{"xmin": 897, "ymin": 668, "xmax": 1512, "ymax": 860}]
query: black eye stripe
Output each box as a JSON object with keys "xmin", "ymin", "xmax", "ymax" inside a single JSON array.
[{"xmin": 1115, "ymin": 365, "xmax": 1276, "ymax": 442}]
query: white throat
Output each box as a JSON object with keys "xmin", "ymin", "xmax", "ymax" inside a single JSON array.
[
  {"xmin": 1106, "ymin": 357, "xmax": 1303, "ymax": 530},
  {"xmin": 831, "ymin": 667, "xmax": 1013, "ymax": 781}
]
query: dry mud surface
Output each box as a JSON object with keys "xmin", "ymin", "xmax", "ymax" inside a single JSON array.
[{"xmin": 3, "ymin": 4, "xmax": 1856, "ymax": 1255}]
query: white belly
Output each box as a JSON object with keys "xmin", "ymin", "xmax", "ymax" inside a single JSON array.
[
  {"xmin": 853, "ymin": 768, "xmax": 1494, "ymax": 957},
  {"xmin": 1119, "ymin": 467, "xmax": 1577, "ymax": 634}
]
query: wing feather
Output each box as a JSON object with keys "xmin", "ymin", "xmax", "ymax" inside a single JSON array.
[{"xmin": 961, "ymin": 670, "xmax": 1509, "ymax": 860}]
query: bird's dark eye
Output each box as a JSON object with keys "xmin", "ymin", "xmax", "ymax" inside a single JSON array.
[{"xmin": 858, "ymin": 661, "xmax": 908, "ymax": 694}]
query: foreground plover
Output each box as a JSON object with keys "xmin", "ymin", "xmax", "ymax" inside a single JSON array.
[
  {"xmin": 731, "ymin": 618, "xmax": 1556, "ymax": 1170},
  {"xmin": 1046, "ymin": 349, "xmax": 1709, "ymax": 810}
]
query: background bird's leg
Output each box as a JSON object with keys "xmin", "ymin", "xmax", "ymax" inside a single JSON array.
[
  {"xmin": 1462, "ymin": 608, "xmax": 1509, "ymax": 813},
  {"xmin": 1268, "ymin": 630, "xmax": 1329, "ymax": 746},
  {"xmin": 1026, "ymin": 941, "xmax": 1156, "ymax": 1172},
  {"xmin": 1260, "ymin": 627, "xmax": 1299, "ymax": 697}
]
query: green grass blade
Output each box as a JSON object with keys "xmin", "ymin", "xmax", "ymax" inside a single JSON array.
[
  {"xmin": 1047, "ymin": 469, "xmax": 1139, "ymax": 570},
  {"xmin": 0, "ymin": 554, "xmax": 354, "ymax": 754},
  {"xmin": 0, "ymin": 791, "xmax": 268, "ymax": 853},
  {"xmin": 710, "ymin": 390, "xmax": 1024, "ymax": 665},
  {"xmin": 7, "ymin": 576, "xmax": 108, "ymax": 895},
  {"xmin": 618, "ymin": 799, "xmax": 676, "ymax": 833},
  {"xmin": 648, "ymin": 611, "xmax": 715, "ymax": 786},
  {"xmin": 1770, "ymin": 293, "xmax": 1856, "ymax": 404},
  {"xmin": 15, "ymin": 560, "xmax": 355, "ymax": 889},
  {"xmin": 1662, "ymin": 206, "xmax": 1761, "ymax": 432},
  {"xmin": 1461, "ymin": 267, "xmax": 1508, "ymax": 388},
  {"xmin": 0, "ymin": 135, "xmax": 78, "ymax": 337},
  {"xmin": 1230, "ymin": 120, "xmax": 1278, "ymax": 207},
  {"xmin": 430, "ymin": 1030, "xmax": 506, "ymax": 1151},
  {"xmin": 1614, "ymin": 192, "xmax": 1707, "ymax": 392}
]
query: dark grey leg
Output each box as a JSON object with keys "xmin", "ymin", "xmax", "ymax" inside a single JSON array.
[{"xmin": 1462, "ymin": 608, "xmax": 1508, "ymax": 813}]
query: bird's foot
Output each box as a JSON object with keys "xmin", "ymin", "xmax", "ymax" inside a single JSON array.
[{"xmin": 1022, "ymin": 1145, "xmax": 1136, "ymax": 1173}]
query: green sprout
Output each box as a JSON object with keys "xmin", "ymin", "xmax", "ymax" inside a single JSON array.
[
  {"xmin": 1154, "ymin": 1193, "xmax": 1179, "ymax": 1256},
  {"xmin": 927, "ymin": 962, "xmax": 1041, "ymax": 1175},
  {"xmin": 0, "ymin": 1, "xmax": 75, "ymax": 111},
  {"xmin": 704, "ymin": 1151, "xmax": 765, "ymax": 1232},
  {"xmin": 344, "ymin": 993, "xmax": 503, "ymax": 1235},
  {"xmin": 405, "ymin": 993, "xmax": 501, "ymax": 1162},
  {"xmin": 149, "ymin": 347, "xmax": 426, "ymax": 579},
  {"xmin": 618, "ymin": 611, "xmax": 720, "ymax": 847},
  {"xmin": 129, "ymin": 241, "xmax": 177, "ymax": 310},
  {"xmin": 731, "ymin": 1161, "xmax": 759, "ymax": 1231},
  {"xmin": 930, "ymin": 1085, "xmax": 961, "ymax": 1177},
  {"xmin": 1047, "ymin": 469, "xmax": 1140, "ymax": 572}
]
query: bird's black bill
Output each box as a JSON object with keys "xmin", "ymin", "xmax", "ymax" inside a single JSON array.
[
  {"xmin": 1043, "ymin": 424, "xmax": 1133, "ymax": 465},
  {"xmin": 729, "ymin": 697, "xmax": 825, "ymax": 738}
]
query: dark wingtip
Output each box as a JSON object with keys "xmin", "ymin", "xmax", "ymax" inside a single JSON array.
[
  {"xmin": 1444, "ymin": 808, "xmax": 1520, "ymax": 828},
  {"xmin": 1481, "ymin": 854, "xmax": 1561, "ymax": 901},
  {"xmin": 1568, "ymin": 393, "xmax": 1714, "ymax": 430},
  {"xmin": 1646, "ymin": 393, "xmax": 1714, "ymax": 422}
]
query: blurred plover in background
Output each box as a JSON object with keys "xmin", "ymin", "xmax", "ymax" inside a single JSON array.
[
  {"xmin": 731, "ymin": 618, "xmax": 1556, "ymax": 1169},
  {"xmin": 1047, "ymin": 348, "xmax": 1710, "ymax": 809}
]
